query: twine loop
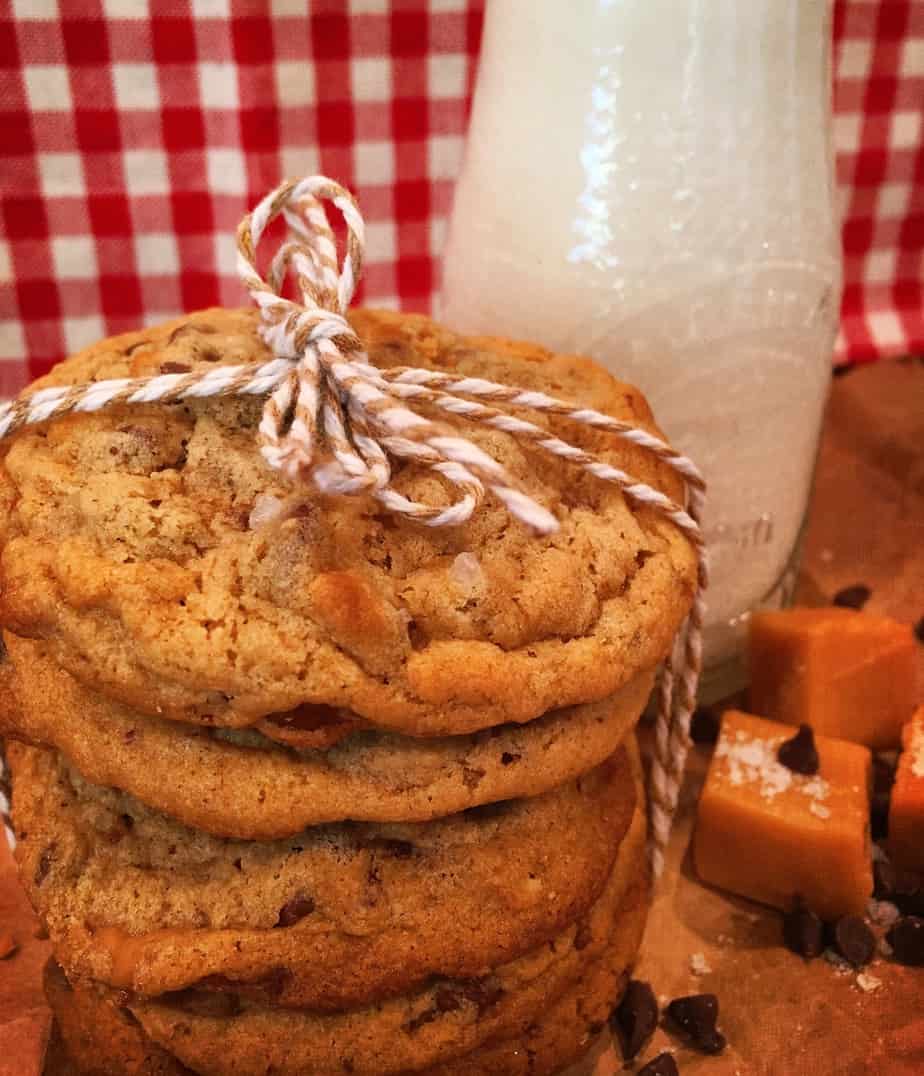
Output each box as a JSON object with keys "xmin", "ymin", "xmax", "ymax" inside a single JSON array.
[{"xmin": 0, "ymin": 175, "xmax": 709, "ymax": 875}]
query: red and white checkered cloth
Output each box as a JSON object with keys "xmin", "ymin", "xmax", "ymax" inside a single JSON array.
[{"xmin": 0, "ymin": 1, "xmax": 921, "ymax": 397}]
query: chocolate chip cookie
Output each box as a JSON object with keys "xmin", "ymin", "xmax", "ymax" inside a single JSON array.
[
  {"xmin": 111, "ymin": 815, "xmax": 648, "ymax": 1076},
  {"xmin": 10, "ymin": 738, "xmax": 641, "ymax": 1010},
  {"xmin": 2, "ymin": 633, "xmax": 652, "ymax": 838},
  {"xmin": 45, "ymin": 841, "xmax": 646, "ymax": 1076},
  {"xmin": 0, "ymin": 307, "xmax": 696, "ymax": 736}
]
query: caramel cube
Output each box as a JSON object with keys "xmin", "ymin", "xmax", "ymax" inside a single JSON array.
[
  {"xmin": 749, "ymin": 607, "xmax": 917, "ymax": 749},
  {"xmin": 693, "ymin": 710, "xmax": 872, "ymax": 919},
  {"xmin": 889, "ymin": 706, "xmax": 924, "ymax": 872}
]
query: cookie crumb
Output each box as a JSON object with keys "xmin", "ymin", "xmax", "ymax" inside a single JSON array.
[
  {"xmin": 0, "ymin": 933, "xmax": 17, "ymax": 959},
  {"xmin": 689, "ymin": 952, "xmax": 712, "ymax": 976}
]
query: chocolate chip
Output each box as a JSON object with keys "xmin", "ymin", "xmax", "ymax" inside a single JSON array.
[
  {"xmin": 434, "ymin": 987, "xmax": 463, "ymax": 1013},
  {"xmin": 635, "ymin": 549, "xmax": 654, "ymax": 569},
  {"xmin": 698, "ymin": 1030, "xmax": 728, "ymax": 1055},
  {"xmin": 275, "ymin": 894, "xmax": 315, "ymax": 928},
  {"xmin": 690, "ymin": 707, "xmax": 721, "ymax": 745},
  {"xmin": 34, "ymin": 844, "xmax": 56, "ymax": 887},
  {"xmin": 638, "ymin": 1053, "xmax": 679, "ymax": 1076},
  {"xmin": 887, "ymin": 916, "xmax": 924, "ymax": 966},
  {"xmin": 403, "ymin": 1007, "xmax": 440, "ymax": 1034},
  {"xmin": 500, "ymin": 752, "xmax": 521, "ymax": 766},
  {"xmin": 462, "ymin": 765, "xmax": 485, "ymax": 789},
  {"xmin": 666, "ymin": 994, "xmax": 725, "ymax": 1055},
  {"xmin": 408, "ymin": 978, "xmax": 502, "ymax": 1032},
  {"xmin": 161, "ymin": 362, "xmax": 192, "ymax": 374},
  {"xmin": 573, "ymin": 920, "xmax": 593, "ymax": 951},
  {"xmin": 455, "ymin": 978, "xmax": 504, "ymax": 1014},
  {"xmin": 832, "ymin": 584, "xmax": 871, "ymax": 610},
  {"xmin": 783, "ymin": 896, "xmax": 825, "ymax": 959},
  {"xmin": 833, "ymin": 915, "xmax": 875, "ymax": 968},
  {"xmin": 407, "ymin": 621, "xmax": 427, "ymax": 650},
  {"xmin": 611, "ymin": 979, "xmax": 659, "ymax": 1061},
  {"xmin": 777, "ymin": 724, "xmax": 819, "ymax": 775},
  {"xmin": 913, "ymin": 615, "xmax": 924, "ymax": 644}
]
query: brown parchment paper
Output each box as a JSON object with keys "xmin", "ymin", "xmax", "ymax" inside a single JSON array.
[{"xmin": 0, "ymin": 359, "xmax": 919, "ymax": 1075}]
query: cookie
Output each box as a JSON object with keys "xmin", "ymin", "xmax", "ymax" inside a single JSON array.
[
  {"xmin": 44, "ymin": 959, "xmax": 193, "ymax": 1076},
  {"xmin": 119, "ymin": 813, "xmax": 648, "ymax": 1076},
  {"xmin": 44, "ymin": 845, "xmax": 646, "ymax": 1076},
  {"xmin": 10, "ymin": 739, "xmax": 640, "ymax": 1010},
  {"xmin": 0, "ymin": 307, "xmax": 696, "ymax": 735},
  {"xmin": 46, "ymin": 873, "xmax": 644, "ymax": 1076},
  {"xmin": 2, "ymin": 633, "xmax": 652, "ymax": 838}
]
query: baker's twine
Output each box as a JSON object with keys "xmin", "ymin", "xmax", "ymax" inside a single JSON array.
[{"xmin": 0, "ymin": 175, "xmax": 707, "ymax": 876}]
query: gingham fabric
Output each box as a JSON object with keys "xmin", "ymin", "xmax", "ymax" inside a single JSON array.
[{"xmin": 0, "ymin": 1, "xmax": 921, "ymax": 398}]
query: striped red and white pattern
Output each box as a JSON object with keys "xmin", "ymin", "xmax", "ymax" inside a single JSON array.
[{"xmin": 1, "ymin": 0, "xmax": 921, "ymax": 396}]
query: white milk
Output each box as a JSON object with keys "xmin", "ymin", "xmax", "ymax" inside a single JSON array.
[{"xmin": 441, "ymin": 0, "xmax": 841, "ymax": 690}]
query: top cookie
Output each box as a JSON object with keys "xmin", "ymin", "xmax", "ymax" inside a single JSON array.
[{"xmin": 0, "ymin": 308, "xmax": 696, "ymax": 734}]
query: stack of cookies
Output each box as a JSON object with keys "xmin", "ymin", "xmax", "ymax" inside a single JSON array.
[{"xmin": 0, "ymin": 308, "xmax": 696, "ymax": 1075}]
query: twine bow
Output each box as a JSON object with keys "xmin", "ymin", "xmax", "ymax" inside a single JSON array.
[{"xmin": 0, "ymin": 176, "xmax": 707, "ymax": 876}]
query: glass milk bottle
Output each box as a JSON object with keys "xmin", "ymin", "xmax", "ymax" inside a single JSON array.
[{"xmin": 441, "ymin": 0, "xmax": 842, "ymax": 697}]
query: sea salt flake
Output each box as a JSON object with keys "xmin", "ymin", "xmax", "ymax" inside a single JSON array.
[
  {"xmin": 689, "ymin": 952, "xmax": 712, "ymax": 975},
  {"xmin": 809, "ymin": 801, "xmax": 831, "ymax": 819},
  {"xmin": 716, "ymin": 730, "xmax": 833, "ymax": 804},
  {"xmin": 450, "ymin": 551, "xmax": 483, "ymax": 592},
  {"xmin": 802, "ymin": 776, "xmax": 830, "ymax": 800},
  {"xmin": 856, "ymin": 972, "xmax": 882, "ymax": 993},
  {"xmin": 249, "ymin": 494, "xmax": 288, "ymax": 528}
]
